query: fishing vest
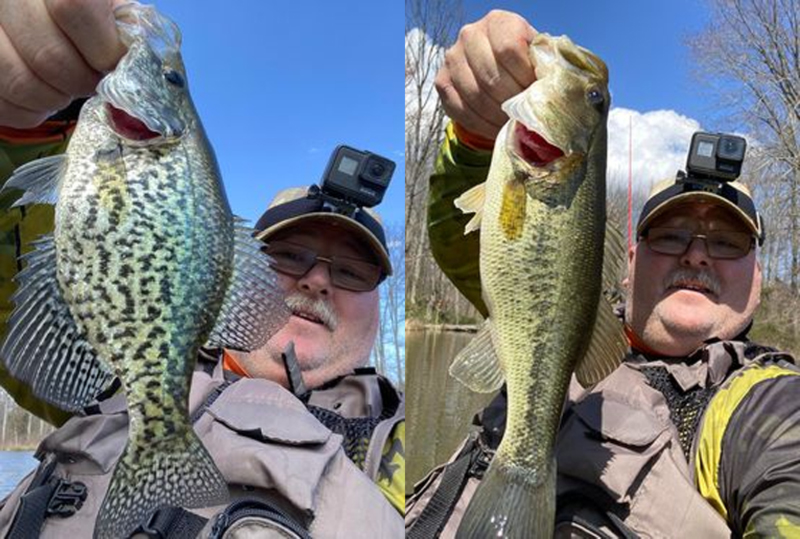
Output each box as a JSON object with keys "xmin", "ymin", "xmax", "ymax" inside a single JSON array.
[
  {"xmin": 0, "ymin": 359, "xmax": 404, "ymax": 538},
  {"xmin": 406, "ymin": 340, "xmax": 797, "ymax": 538}
]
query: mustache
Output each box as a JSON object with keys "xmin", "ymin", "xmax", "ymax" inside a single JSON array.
[
  {"xmin": 664, "ymin": 268, "xmax": 721, "ymax": 296},
  {"xmin": 285, "ymin": 294, "xmax": 338, "ymax": 331}
]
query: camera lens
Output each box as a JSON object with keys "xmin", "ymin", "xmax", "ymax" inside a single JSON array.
[{"xmin": 370, "ymin": 162, "xmax": 386, "ymax": 177}]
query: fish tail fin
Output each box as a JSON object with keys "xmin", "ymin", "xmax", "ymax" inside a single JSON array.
[
  {"xmin": 456, "ymin": 456, "xmax": 556, "ymax": 539},
  {"xmin": 94, "ymin": 428, "xmax": 228, "ymax": 539}
]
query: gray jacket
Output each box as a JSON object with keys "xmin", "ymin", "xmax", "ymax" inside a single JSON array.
[{"xmin": 0, "ymin": 361, "xmax": 404, "ymax": 538}]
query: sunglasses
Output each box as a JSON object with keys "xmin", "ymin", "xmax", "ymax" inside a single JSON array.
[
  {"xmin": 641, "ymin": 227, "xmax": 756, "ymax": 259},
  {"xmin": 263, "ymin": 240, "xmax": 383, "ymax": 292}
]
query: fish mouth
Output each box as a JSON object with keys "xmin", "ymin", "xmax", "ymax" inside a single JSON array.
[
  {"xmin": 106, "ymin": 104, "xmax": 162, "ymax": 141},
  {"xmin": 512, "ymin": 121, "xmax": 565, "ymax": 167}
]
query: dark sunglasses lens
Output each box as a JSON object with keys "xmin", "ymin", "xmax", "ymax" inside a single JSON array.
[
  {"xmin": 646, "ymin": 228, "xmax": 753, "ymax": 259},
  {"xmin": 330, "ymin": 259, "xmax": 382, "ymax": 291},
  {"xmin": 646, "ymin": 228, "xmax": 691, "ymax": 255},
  {"xmin": 264, "ymin": 242, "xmax": 315, "ymax": 275},
  {"xmin": 706, "ymin": 231, "xmax": 753, "ymax": 259}
]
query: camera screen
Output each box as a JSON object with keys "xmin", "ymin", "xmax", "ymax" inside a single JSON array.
[
  {"xmin": 697, "ymin": 141, "xmax": 714, "ymax": 158},
  {"xmin": 338, "ymin": 156, "xmax": 359, "ymax": 176}
]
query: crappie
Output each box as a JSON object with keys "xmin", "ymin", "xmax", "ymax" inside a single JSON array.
[
  {"xmin": 451, "ymin": 33, "xmax": 626, "ymax": 538},
  {"xmin": 0, "ymin": 4, "xmax": 288, "ymax": 538}
]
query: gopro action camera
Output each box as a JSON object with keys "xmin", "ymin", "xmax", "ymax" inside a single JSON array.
[{"xmin": 320, "ymin": 145, "xmax": 395, "ymax": 209}]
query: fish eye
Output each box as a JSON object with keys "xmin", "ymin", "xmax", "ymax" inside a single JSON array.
[
  {"xmin": 164, "ymin": 69, "xmax": 185, "ymax": 88},
  {"xmin": 587, "ymin": 89, "xmax": 605, "ymax": 109}
]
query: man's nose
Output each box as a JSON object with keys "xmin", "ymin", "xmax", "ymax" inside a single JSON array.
[
  {"xmin": 680, "ymin": 237, "xmax": 711, "ymax": 267},
  {"xmin": 296, "ymin": 261, "xmax": 331, "ymax": 296}
]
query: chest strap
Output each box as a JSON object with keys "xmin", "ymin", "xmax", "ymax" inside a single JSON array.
[{"xmin": 406, "ymin": 433, "xmax": 491, "ymax": 539}]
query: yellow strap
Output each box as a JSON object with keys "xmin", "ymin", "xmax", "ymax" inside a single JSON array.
[{"xmin": 695, "ymin": 364, "xmax": 800, "ymax": 520}]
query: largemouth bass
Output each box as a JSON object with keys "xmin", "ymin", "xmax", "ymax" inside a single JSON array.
[
  {"xmin": 0, "ymin": 4, "xmax": 288, "ymax": 538},
  {"xmin": 451, "ymin": 33, "xmax": 626, "ymax": 538}
]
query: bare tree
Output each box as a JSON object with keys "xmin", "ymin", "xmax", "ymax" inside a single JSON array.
[
  {"xmin": 405, "ymin": 0, "xmax": 463, "ymax": 311},
  {"xmin": 688, "ymin": 0, "xmax": 800, "ymax": 289}
]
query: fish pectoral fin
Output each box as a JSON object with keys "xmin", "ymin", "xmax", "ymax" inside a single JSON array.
[
  {"xmin": 206, "ymin": 218, "xmax": 291, "ymax": 351},
  {"xmin": 0, "ymin": 155, "xmax": 66, "ymax": 207},
  {"xmin": 454, "ymin": 182, "xmax": 487, "ymax": 234},
  {"xmin": 1, "ymin": 235, "xmax": 114, "ymax": 412},
  {"xmin": 449, "ymin": 319, "xmax": 504, "ymax": 393},
  {"xmin": 574, "ymin": 296, "xmax": 626, "ymax": 388}
]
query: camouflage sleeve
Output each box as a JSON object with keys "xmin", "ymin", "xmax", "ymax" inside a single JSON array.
[
  {"xmin": 376, "ymin": 420, "xmax": 405, "ymax": 514},
  {"xmin": 695, "ymin": 361, "xmax": 800, "ymax": 536},
  {"xmin": 427, "ymin": 122, "xmax": 492, "ymax": 317},
  {"xmin": 0, "ymin": 123, "xmax": 74, "ymax": 425},
  {"xmin": 721, "ymin": 370, "xmax": 800, "ymax": 536}
]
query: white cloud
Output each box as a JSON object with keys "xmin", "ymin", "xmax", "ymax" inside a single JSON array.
[{"xmin": 606, "ymin": 108, "xmax": 702, "ymax": 195}]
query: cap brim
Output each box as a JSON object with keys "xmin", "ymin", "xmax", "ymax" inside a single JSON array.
[
  {"xmin": 255, "ymin": 213, "xmax": 392, "ymax": 276},
  {"xmin": 637, "ymin": 191, "xmax": 760, "ymax": 238}
]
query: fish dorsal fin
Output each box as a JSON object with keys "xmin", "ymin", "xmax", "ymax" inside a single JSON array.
[
  {"xmin": 1, "ymin": 155, "xmax": 66, "ymax": 207},
  {"xmin": 206, "ymin": 218, "xmax": 290, "ymax": 351},
  {"xmin": 575, "ymin": 223, "xmax": 629, "ymax": 387},
  {"xmin": 602, "ymin": 222, "xmax": 627, "ymax": 295},
  {"xmin": 574, "ymin": 296, "xmax": 626, "ymax": 387},
  {"xmin": 454, "ymin": 182, "xmax": 487, "ymax": 234},
  {"xmin": 1, "ymin": 235, "xmax": 114, "ymax": 412},
  {"xmin": 449, "ymin": 319, "xmax": 504, "ymax": 393}
]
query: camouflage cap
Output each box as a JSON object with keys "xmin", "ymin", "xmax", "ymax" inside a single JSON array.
[
  {"xmin": 637, "ymin": 177, "xmax": 765, "ymax": 245},
  {"xmin": 254, "ymin": 186, "xmax": 392, "ymax": 276}
]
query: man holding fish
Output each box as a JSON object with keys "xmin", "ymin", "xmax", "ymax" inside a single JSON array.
[
  {"xmin": 406, "ymin": 9, "xmax": 800, "ymax": 538},
  {"xmin": 0, "ymin": 1, "xmax": 403, "ymax": 537}
]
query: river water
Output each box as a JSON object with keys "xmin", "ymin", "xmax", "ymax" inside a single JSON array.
[
  {"xmin": 406, "ymin": 329, "xmax": 494, "ymax": 495},
  {"xmin": 0, "ymin": 451, "xmax": 37, "ymax": 499}
]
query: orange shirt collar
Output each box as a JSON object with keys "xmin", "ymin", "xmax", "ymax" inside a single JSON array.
[{"xmin": 222, "ymin": 350, "xmax": 251, "ymax": 378}]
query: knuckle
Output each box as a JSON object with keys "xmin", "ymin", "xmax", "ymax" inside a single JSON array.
[
  {"xmin": 457, "ymin": 23, "xmax": 477, "ymax": 43},
  {"xmin": 45, "ymin": 0, "xmax": 84, "ymax": 22}
]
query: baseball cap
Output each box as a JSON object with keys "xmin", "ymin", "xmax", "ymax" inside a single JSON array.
[
  {"xmin": 254, "ymin": 186, "xmax": 392, "ymax": 277},
  {"xmin": 636, "ymin": 176, "xmax": 765, "ymax": 245}
]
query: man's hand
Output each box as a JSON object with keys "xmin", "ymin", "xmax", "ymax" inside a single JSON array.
[
  {"xmin": 435, "ymin": 10, "xmax": 537, "ymax": 142},
  {"xmin": 0, "ymin": 0, "xmax": 128, "ymax": 128}
]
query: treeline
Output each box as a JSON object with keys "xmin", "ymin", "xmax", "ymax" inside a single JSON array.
[{"xmin": 0, "ymin": 391, "xmax": 54, "ymax": 450}]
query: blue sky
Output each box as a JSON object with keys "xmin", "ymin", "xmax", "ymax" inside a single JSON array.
[{"xmin": 148, "ymin": 1, "xmax": 404, "ymax": 227}]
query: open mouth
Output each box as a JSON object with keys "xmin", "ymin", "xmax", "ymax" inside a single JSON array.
[
  {"xmin": 106, "ymin": 104, "xmax": 160, "ymax": 141},
  {"xmin": 513, "ymin": 122, "xmax": 564, "ymax": 167},
  {"xmin": 669, "ymin": 281, "xmax": 715, "ymax": 296},
  {"xmin": 292, "ymin": 309, "xmax": 325, "ymax": 326}
]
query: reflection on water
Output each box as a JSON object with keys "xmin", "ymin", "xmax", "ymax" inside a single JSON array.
[{"xmin": 406, "ymin": 329, "xmax": 494, "ymax": 494}]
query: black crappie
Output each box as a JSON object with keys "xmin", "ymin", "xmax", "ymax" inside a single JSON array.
[
  {"xmin": 451, "ymin": 33, "xmax": 626, "ymax": 538},
  {"xmin": 0, "ymin": 4, "xmax": 288, "ymax": 538}
]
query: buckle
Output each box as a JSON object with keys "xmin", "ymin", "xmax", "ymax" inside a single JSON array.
[
  {"xmin": 468, "ymin": 439, "xmax": 494, "ymax": 480},
  {"xmin": 46, "ymin": 479, "xmax": 87, "ymax": 518},
  {"xmin": 138, "ymin": 509, "xmax": 165, "ymax": 539}
]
